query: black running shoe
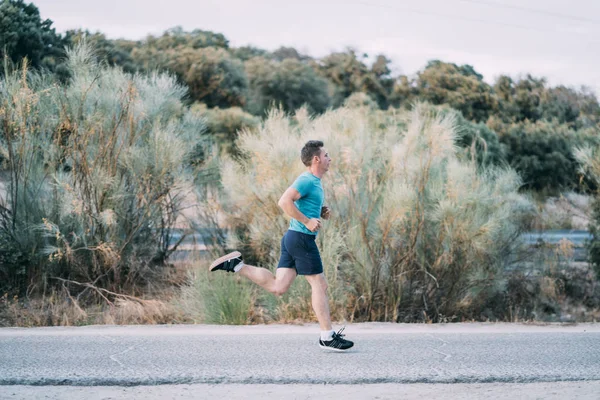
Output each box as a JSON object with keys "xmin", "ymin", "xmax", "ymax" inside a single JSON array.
[
  {"xmin": 319, "ymin": 327, "xmax": 354, "ymax": 352},
  {"xmin": 209, "ymin": 251, "xmax": 243, "ymax": 273}
]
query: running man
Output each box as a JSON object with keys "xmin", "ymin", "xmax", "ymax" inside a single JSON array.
[{"xmin": 209, "ymin": 140, "xmax": 354, "ymax": 351}]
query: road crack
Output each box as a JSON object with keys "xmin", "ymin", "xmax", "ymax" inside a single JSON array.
[
  {"xmin": 426, "ymin": 334, "xmax": 451, "ymax": 362},
  {"xmin": 109, "ymin": 346, "xmax": 136, "ymax": 368}
]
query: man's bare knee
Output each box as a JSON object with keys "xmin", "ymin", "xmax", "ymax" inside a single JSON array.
[
  {"xmin": 306, "ymin": 275, "xmax": 328, "ymax": 293},
  {"xmin": 272, "ymin": 285, "xmax": 290, "ymax": 297},
  {"xmin": 272, "ymin": 268, "xmax": 296, "ymax": 296},
  {"xmin": 315, "ymin": 281, "xmax": 328, "ymax": 293},
  {"xmin": 273, "ymin": 280, "xmax": 293, "ymax": 296}
]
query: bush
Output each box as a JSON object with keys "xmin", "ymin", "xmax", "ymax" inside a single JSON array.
[
  {"xmin": 245, "ymin": 57, "xmax": 331, "ymax": 115},
  {"xmin": 190, "ymin": 103, "xmax": 259, "ymax": 157},
  {"xmin": 343, "ymin": 92, "xmax": 378, "ymax": 110},
  {"xmin": 417, "ymin": 104, "xmax": 505, "ymax": 168},
  {"xmin": 317, "ymin": 50, "xmax": 392, "ymax": 109},
  {"xmin": 212, "ymin": 103, "xmax": 532, "ymax": 322},
  {"xmin": 132, "ymin": 44, "xmax": 248, "ymax": 108},
  {"xmin": 499, "ymin": 121, "xmax": 597, "ymax": 192},
  {"xmin": 0, "ymin": 44, "xmax": 203, "ymax": 295},
  {"xmin": 456, "ymin": 115, "xmax": 505, "ymax": 168},
  {"xmin": 416, "ymin": 61, "xmax": 497, "ymax": 122}
]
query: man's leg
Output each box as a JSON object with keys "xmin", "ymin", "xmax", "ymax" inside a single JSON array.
[
  {"xmin": 305, "ymin": 272, "xmax": 354, "ymax": 351},
  {"xmin": 210, "ymin": 232, "xmax": 296, "ymax": 297},
  {"xmin": 239, "ymin": 265, "xmax": 297, "ymax": 296},
  {"xmin": 304, "ymin": 273, "xmax": 333, "ymax": 331}
]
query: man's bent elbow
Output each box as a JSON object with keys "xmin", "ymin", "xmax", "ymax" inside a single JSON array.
[{"xmin": 278, "ymin": 197, "xmax": 289, "ymax": 210}]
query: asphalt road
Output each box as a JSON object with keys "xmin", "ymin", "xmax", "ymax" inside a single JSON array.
[{"xmin": 1, "ymin": 323, "xmax": 599, "ymax": 386}]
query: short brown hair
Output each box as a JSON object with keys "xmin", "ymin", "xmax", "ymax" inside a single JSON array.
[{"xmin": 301, "ymin": 140, "xmax": 323, "ymax": 166}]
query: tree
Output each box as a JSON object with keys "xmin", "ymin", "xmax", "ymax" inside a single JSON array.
[
  {"xmin": 245, "ymin": 57, "xmax": 330, "ymax": 115},
  {"xmin": 343, "ymin": 92, "xmax": 378, "ymax": 110},
  {"xmin": 493, "ymin": 75, "xmax": 520, "ymax": 122},
  {"xmin": 454, "ymin": 111, "xmax": 505, "ymax": 167},
  {"xmin": 416, "ymin": 60, "xmax": 497, "ymax": 122},
  {"xmin": 513, "ymin": 75, "xmax": 546, "ymax": 122},
  {"xmin": 389, "ymin": 75, "xmax": 414, "ymax": 108},
  {"xmin": 190, "ymin": 103, "xmax": 259, "ymax": 156},
  {"xmin": 180, "ymin": 47, "xmax": 248, "ymax": 107},
  {"xmin": 317, "ymin": 50, "xmax": 391, "ymax": 109},
  {"xmin": 0, "ymin": 0, "xmax": 64, "ymax": 70},
  {"xmin": 130, "ymin": 28, "xmax": 246, "ymax": 107},
  {"xmin": 371, "ymin": 55, "xmax": 391, "ymax": 78},
  {"xmin": 493, "ymin": 75, "xmax": 546, "ymax": 123},
  {"xmin": 499, "ymin": 121, "xmax": 593, "ymax": 192},
  {"xmin": 540, "ymin": 86, "xmax": 600, "ymax": 128},
  {"xmin": 141, "ymin": 26, "xmax": 229, "ymax": 51},
  {"xmin": 272, "ymin": 46, "xmax": 310, "ymax": 62},
  {"xmin": 64, "ymin": 30, "xmax": 138, "ymax": 73},
  {"xmin": 133, "ymin": 45, "xmax": 248, "ymax": 108},
  {"xmin": 230, "ymin": 45, "xmax": 271, "ymax": 61}
]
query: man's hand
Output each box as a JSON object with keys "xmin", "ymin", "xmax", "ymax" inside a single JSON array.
[
  {"xmin": 305, "ymin": 218, "xmax": 322, "ymax": 232},
  {"xmin": 320, "ymin": 206, "xmax": 331, "ymax": 220}
]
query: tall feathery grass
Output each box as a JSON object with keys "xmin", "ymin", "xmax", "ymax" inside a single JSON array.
[
  {"xmin": 209, "ymin": 103, "xmax": 532, "ymax": 323},
  {"xmin": 0, "ymin": 44, "xmax": 207, "ymax": 300},
  {"xmin": 575, "ymin": 135, "xmax": 600, "ymax": 280}
]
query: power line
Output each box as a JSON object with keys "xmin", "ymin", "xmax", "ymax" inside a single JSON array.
[
  {"xmin": 457, "ymin": 0, "xmax": 600, "ymax": 26},
  {"xmin": 350, "ymin": 1, "xmax": 580, "ymax": 36}
]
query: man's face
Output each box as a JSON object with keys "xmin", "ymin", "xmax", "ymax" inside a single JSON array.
[{"xmin": 315, "ymin": 148, "xmax": 332, "ymax": 172}]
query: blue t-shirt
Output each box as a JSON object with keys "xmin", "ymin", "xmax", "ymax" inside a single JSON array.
[{"xmin": 289, "ymin": 172, "xmax": 324, "ymax": 235}]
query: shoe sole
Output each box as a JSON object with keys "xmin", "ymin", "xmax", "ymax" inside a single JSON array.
[
  {"xmin": 209, "ymin": 251, "xmax": 242, "ymax": 271},
  {"xmin": 319, "ymin": 344, "xmax": 353, "ymax": 352}
]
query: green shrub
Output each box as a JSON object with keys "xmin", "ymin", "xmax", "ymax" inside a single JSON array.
[
  {"xmin": 416, "ymin": 104, "xmax": 505, "ymax": 168},
  {"xmin": 317, "ymin": 50, "xmax": 393, "ymax": 109},
  {"xmin": 343, "ymin": 92, "xmax": 378, "ymax": 110},
  {"xmin": 416, "ymin": 60, "xmax": 497, "ymax": 122},
  {"xmin": 499, "ymin": 120, "xmax": 597, "ymax": 193},
  {"xmin": 132, "ymin": 44, "xmax": 248, "ymax": 108},
  {"xmin": 190, "ymin": 103, "xmax": 259, "ymax": 157},
  {"xmin": 245, "ymin": 57, "xmax": 331, "ymax": 115}
]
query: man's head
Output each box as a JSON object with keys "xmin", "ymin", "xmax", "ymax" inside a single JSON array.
[
  {"xmin": 301, "ymin": 140, "xmax": 331, "ymax": 173},
  {"xmin": 301, "ymin": 140, "xmax": 323, "ymax": 167}
]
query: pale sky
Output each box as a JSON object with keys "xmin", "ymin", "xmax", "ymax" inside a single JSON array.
[{"xmin": 34, "ymin": 0, "xmax": 600, "ymax": 95}]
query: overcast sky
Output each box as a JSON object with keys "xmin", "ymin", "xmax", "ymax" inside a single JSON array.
[{"xmin": 34, "ymin": 0, "xmax": 600, "ymax": 95}]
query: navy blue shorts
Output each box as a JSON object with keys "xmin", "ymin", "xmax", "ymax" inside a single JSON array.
[{"xmin": 277, "ymin": 230, "xmax": 323, "ymax": 275}]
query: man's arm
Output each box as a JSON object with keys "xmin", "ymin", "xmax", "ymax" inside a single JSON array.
[{"xmin": 278, "ymin": 187, "xmax": 321, "ymax": 232}]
